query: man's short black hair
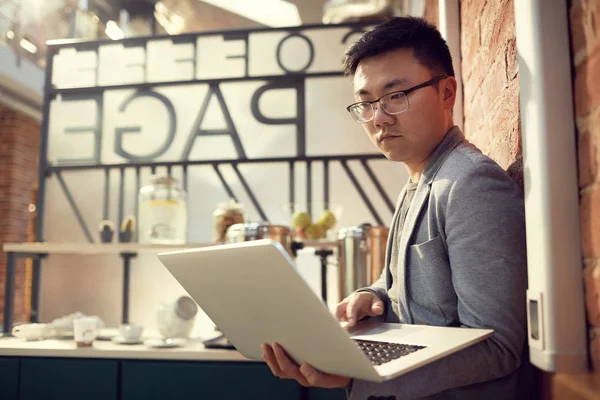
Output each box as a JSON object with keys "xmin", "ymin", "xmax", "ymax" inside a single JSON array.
[{"xmin": 342, "ymin": 17, "xmax": 455, "ymax": 78}]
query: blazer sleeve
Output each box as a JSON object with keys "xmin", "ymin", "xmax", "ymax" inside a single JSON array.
[{"xmin": 349, "ymin": 161, "xmax": 528, "ymax": 399}]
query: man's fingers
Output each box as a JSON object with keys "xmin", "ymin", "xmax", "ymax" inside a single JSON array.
[
  {"xmin": 346, "ymin": 293, "xmax": 373, "ymax": 326},
  {"xmin": 262, "ymin": 344, "xmax": 287, "ymax": 378},
  {"xmin": 300, "ymin": 364, "xmax": 352, "ymax": 389},
  {"xmin": 335, "ymin": 299, "xmax": 350, "ymax": 322},
  {"xmin": 272, "ymin": 343, "xmax": 311, "ymax": 387},
  {"xmin": 345, "ymin": 295, "xmax": 360, "ymax": 326},
  {"xmin": 369, "ymin": 299, "xmax": 384, "ymax": 316}
]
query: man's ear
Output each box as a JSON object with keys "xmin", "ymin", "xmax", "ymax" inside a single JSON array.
[{"xmin": 443, "ymin": 76, "xmax": 458, "ymax": 110}]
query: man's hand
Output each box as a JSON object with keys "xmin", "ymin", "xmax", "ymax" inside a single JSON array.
[
  {"xmin": 262, "ymin": 343, "xmax": 351, "ymax": 388},
  {"xmin": 336, "ymin": 291, "xmax": 384, "ymax": 328}
]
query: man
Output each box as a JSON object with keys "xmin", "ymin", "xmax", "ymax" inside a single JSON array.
[{"xmin": 262, "ymin": 16, "xmax": 529, "ymax": 399}]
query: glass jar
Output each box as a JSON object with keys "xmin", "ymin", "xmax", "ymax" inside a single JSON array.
[
  {"xmin": 138, "ymin": 175, "xmax": 188, "ymax": 244},
  {"xmin": 212, "ymin": 199, "xmax": 245, "ymax": 243}
]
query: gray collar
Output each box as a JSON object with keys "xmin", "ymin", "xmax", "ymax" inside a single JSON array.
[{"xmin": 421, "ymin": 126, "xmax": 465, "ymax": 184}]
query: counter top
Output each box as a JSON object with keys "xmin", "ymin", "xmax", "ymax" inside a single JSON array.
[{"xmin": 0, "ymin": 337, "xmax": 257, "ymax": 362}]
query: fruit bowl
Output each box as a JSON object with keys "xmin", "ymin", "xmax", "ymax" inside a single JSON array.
[{"xmin": 280, "ymin": 202, "xmax": 344, "ymax": 240}]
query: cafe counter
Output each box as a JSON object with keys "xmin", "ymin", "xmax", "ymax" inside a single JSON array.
[{"xmin": 0, "ymin": 336, "xmax": 346, "ymax": 400}]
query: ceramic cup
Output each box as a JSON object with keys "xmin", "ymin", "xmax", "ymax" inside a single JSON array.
[
  {"xmin": 12, "ymin": 323, "xmax": 50, "ymax": 341},
  {"xmin": 73, "ymin": 317, "xmax": 98, "ymax": 347},
  {"xmin": 119, "ymin": 323, "xmax": 143, "ymax": 341},
  {"xmin": 157, "ymin": 296, "xmax": 198, "ymax": 339}
]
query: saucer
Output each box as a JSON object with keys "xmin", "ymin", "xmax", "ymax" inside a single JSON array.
[
  {"xmin": 144, "ymin": 338, "xmax": 186, "ymax": 348},
  {"xmin": 112, "ymin": 336, "xmax": 143, "ymax": 345},
  {"xmin": 97, "ymin": 328, "xmax": 119, "ymax": 340}
]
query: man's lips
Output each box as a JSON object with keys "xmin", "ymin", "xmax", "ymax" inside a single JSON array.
[{"xmin": 378, "ymin": 134, "xmax": 402, "ymax": 143}]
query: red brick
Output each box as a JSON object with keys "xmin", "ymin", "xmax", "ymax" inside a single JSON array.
[
  {"xmin": 487, "ymin": 1, "xmax": 515, "ymax": 62},
  {"xmin": 585, "ymin": 263, "xmax": 600, "ymax": 326},
  {"xmin": 571, "ymin": 4, "xmax": 587, "ymax": 57},
  {"xmin": 505, "ymin": 38, "xmax": 519, "ymax": 81},
  {"xmin": 479, "ymin": 0, "xmax": 511, "ymax": 50},
  {"xmin": 0, "ymin": 105, "xmax": 40, "ymax": 326},
  {"xmin": 481, "ymin": 58, "xmax": 508, "ymax": 112},
  {"xmin": 489, "ymin": 80, "xmax": 520, "ymax": 137},
  {"xmin": 574, "ymin": 47, "xmax": 600, "ymax": 118},
  {"xmin": 570, "ymin": 0, "xmax": 600, "ymax": 62},
  {"xmin": 460, "ymin": 0, "xmax": 483, "ymax": 79},
  {"xmin": 592, "ymin": 332, "xmax": 600, "ymax": 370},
  {"xmin": 579, "ymin": 130, "xmax": 598, "ymax": 188},
  {"xmin": 580, "ymin": 187, "xmax": 600, "ymax": 258}
]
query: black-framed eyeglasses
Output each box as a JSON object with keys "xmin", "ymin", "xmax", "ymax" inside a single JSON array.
[{"xmin": 346, "ymin": 76, "xmax": 448, "ymax": 123}]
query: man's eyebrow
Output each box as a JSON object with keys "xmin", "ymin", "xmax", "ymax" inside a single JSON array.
[
  {"xmin": 355, "ymin": 78, "xmax": 410, "ymax": 96},
  {"xmin": 382, "ymin": 78, "xmax": 410, "ymax": 91}
]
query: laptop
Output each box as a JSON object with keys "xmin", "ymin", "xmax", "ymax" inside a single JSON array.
[{"xmin": 157, "ymin": 239, "xmax": 493, "ymax": 383}]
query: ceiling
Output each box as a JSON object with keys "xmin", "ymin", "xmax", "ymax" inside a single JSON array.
[{"xmin": 0, "ymin": 0, "xmax": 409, "ymax": 68}]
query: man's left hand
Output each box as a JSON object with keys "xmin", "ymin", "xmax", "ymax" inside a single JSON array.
[{"xmin": 262, "ymin": 343, "xmax": 351, "ymax": 389}]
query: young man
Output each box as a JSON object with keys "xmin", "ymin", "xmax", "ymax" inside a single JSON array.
[{"xmin": 262, "ymin": 17, "xmax": 529, "ymax": 399}]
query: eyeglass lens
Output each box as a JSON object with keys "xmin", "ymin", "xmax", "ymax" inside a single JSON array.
[{"xmin": 350, "ymin": 92, "xmax": 409, "ymax": 122}]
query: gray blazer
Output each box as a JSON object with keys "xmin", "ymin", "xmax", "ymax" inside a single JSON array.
[{"xmin": 348, "ymin": 127, "xmax": 531, "ymax": 400}]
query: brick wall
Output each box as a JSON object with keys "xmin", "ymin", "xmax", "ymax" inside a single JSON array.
[
  {"xmin": 572, "ymin": 0, "xmax": 600, "ymax": 373},
  {"xmin": 460, "ymin": 0, "xmax": 521, "ymax": 173},
  {"xmin": 0, "ymin": 104, "xmax": 41, "ymax": 329}
]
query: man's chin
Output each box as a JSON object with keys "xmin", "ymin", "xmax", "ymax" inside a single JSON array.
[{"xmin": 383, "ymin": 152, "xmax": 409, "ymax": 163}]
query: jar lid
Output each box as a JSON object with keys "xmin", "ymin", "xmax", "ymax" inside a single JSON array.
[
  {"xmin": 337, "ymin": 225, "xmax": 368, "ymax": 239},
  {"xmin": 216, "ymin": 198, "xmax": 244, "ymax": 210},
  {"xmin": 150, "ymin": 175, "xmax": 177, "ymax": 185}
]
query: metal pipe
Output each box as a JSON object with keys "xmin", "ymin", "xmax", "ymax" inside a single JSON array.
[{"xmin": 514, "ymin": 0, "xmax": 587, "ymax": 373}]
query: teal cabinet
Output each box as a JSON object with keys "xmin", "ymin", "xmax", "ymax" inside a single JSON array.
[
  {"xmin": 309, "ymin": 387, "xmax": 348, "ymax": 400},
  {"xmin": 19, "ymin": 358, "xmax": 118, "ymax": 400},
  {"xmin": 1, "ymin": 356, "xmax": 348, "ymax": 399},
  {"xmin": 0, "ymin": 358, "xmax": 19, "ymax": 400},
  {"xmin": 121, "ymin": 360, "xmax": 302, "ymax": 400}
]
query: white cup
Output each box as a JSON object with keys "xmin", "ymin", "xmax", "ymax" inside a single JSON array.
[
  {"xmin": 73, "ymin": 317, "xmax": 98, "ymax": 347},
  {"xmin": 119, "ymin": 324, "xmax": 143, "ymax": 340},
  {"xmin": 12, "ymin": 323, "xmax": 50, "ymax": 341}
]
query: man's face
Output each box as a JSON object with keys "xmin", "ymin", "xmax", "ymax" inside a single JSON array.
[{"xmin": 352, "ymin": 49, "xmax": 453, "ymax": 164}]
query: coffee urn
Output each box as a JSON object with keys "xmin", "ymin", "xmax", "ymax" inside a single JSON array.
[
  {"xmin": 337, "ymin": 225, "xmax": 390, "ymax": 301},
  {"xmin": 225, "ymin": 222, "xmax": 300, "ymax": 257}
]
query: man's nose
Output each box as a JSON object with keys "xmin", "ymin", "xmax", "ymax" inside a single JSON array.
[{"xmin": 372, "ymin": 104, "xmax": 395, "ymax": 128}]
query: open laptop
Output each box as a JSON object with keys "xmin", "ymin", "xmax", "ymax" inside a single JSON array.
[{"xmin": 157, "ymin": 239, "xmax": 493, "ymax": 383}]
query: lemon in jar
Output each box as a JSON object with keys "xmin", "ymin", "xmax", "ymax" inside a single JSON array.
[
  {"xmin": 305, "ymin": 223, "xmax": 325, "ymax": 240},
  {"xmin": 292, "ymin": 211, "xmax": 311, "ymax": 229},
  {"xmin": 317, "ymin": 210, "xmax": 336, "ymax": 230}
]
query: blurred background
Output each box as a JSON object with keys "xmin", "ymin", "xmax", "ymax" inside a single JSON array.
[{"xmin": 0, "ymin": 0, "xmax": 422, "ymax": 69}]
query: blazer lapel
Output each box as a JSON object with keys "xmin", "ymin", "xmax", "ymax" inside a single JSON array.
[{"xmin": 395, "ymin": 178, "xmax": 431, "ymax": 324}]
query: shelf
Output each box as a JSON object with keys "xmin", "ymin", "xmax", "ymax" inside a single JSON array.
[
  {"xmin": 2, "ymin": 242, "xmax": 211, "ymax": 255},
  {"xmin": 2, "ymin": 240, "xmax": 338, "ymax": 255}
]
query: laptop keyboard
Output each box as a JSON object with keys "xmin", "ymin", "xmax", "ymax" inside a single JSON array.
[{"xmin": 353, "ymin": 339, "xmax": 426, "ymax": 366}]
